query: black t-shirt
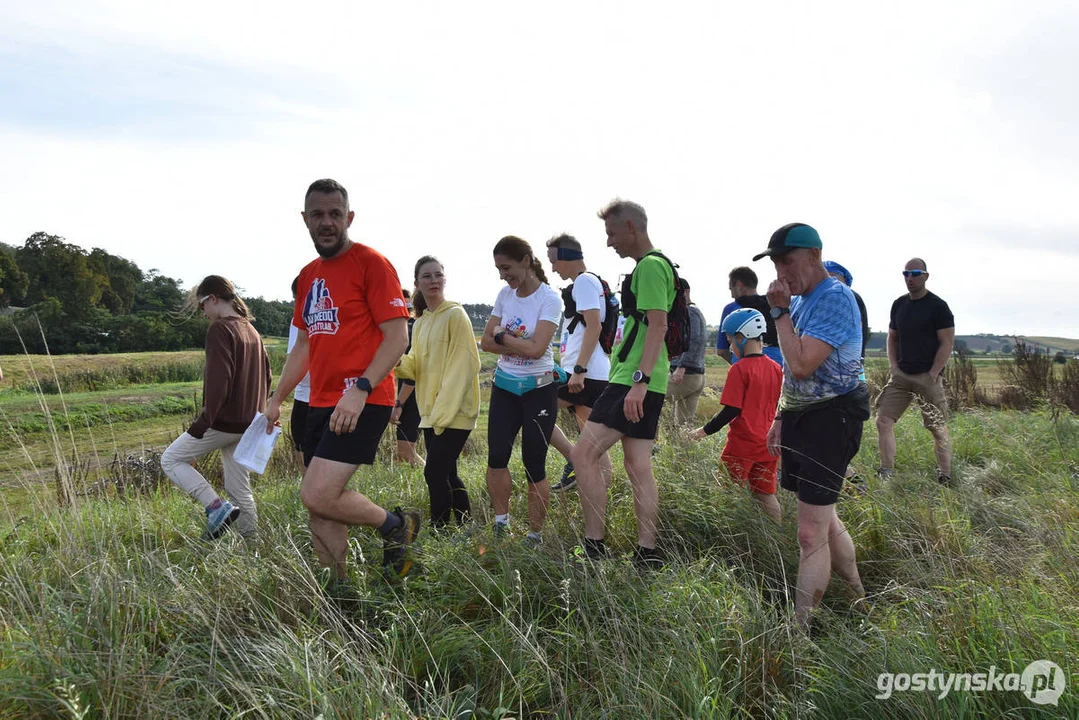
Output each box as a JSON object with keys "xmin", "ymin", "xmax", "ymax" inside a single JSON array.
[
  {"xmin": 889, "ymin": 291, "xmax": 954, "ymax": 374},
  {"xmin": 853, "ymin": 290, "xmax": 870, "ymax": 359}
]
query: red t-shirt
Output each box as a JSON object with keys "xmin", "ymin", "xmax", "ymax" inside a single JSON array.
[
  {"xmin": 293, "ymin": 243, "xmax": 409, "ymax": 408},
  {"xmin": 719, "ymin": 354, "xmax": 783, "ymax": 463}
]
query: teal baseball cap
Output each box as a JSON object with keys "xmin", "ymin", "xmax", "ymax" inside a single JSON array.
[{"xmin": 753, "ymin": 223, "xmax": 823, "ymax": 261}]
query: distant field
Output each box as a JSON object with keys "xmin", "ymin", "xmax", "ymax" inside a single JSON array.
[
  {"xmin": 0, "ymin": 351, "xmax": 204, "ymax": 389},
  {"xmin": 1021, "ymin": 336, "xmax": 1079, "ymax": 353}
]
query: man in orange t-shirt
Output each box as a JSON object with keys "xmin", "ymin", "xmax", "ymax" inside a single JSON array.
[{"xmin": 266, "ymin": 178, "xmax": 420, "ymax": 583}]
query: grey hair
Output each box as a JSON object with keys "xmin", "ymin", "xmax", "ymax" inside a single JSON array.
[{"xmin": 597, "ymin": 198, "xmax": 648, "ymax": 233}]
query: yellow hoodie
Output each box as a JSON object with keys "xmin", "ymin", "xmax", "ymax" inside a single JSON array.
[{"xmin": 395, "ymin": 300, "xmax": 481, "ymax": 433}]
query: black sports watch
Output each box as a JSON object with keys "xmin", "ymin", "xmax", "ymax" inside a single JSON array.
[
  {"xmin": 494, "ymin": 330, "xmax": 506, "ymax": 345},
  {"xmin": 632, "ymin": 369, "xmax": 651, "ymax": 385},
  {"xmin": 770, "ymin": 306, "xmax": 790, "ymax": 320},
  {"xmin": 354, "ymin": 377, "xmax": 373, "ymax": 394},
  {"xmin": 573, "ymin": 365, "xmax": 588, "ymax": 375}
]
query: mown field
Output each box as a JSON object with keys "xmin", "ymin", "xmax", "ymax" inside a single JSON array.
[{"xmin": 0, "ymin": 350, "xmax": 1076, "ymax": 718}]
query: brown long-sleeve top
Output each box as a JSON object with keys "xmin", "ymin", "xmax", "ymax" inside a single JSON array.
[{"xmin": 188, "ymin": 316, "xmax": 271, "ymax": 438}]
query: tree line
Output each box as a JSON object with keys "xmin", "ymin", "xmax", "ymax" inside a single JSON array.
[{"xmin": 0, "ymin": 233, "xmax": 293, "ymax": 354}]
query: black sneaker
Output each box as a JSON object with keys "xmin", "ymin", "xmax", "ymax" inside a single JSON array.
[
  {"xmin": 937, "ymin": 471, "xmax": 955, "ymax": 488},
  {"xmin": 633, "ymin": 545, "xmax": 664, "ymax": 572},
  {"xmin": 875, "ymin": 467, "xmax": 895, "ymax": 481},
  {"xmin": 382, "ymin": 507, "xmax": 421, "ymax": 577},
  {"xmin": 582, "ymin": 537, "xmax": 608, "ymax": 561},
  {"xmin": 551, "ymin": 462, "xmax": 577, "ymax": 492}
]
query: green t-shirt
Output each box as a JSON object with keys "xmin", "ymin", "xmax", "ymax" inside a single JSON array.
[{"xmin": 610, "ymin": 251, "xmax": 676, "ymax": 393}]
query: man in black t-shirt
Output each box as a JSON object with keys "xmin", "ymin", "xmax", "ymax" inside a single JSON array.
[{"xmin": 874, "ymin": 258, "xmax": 956, "ymax": 485}]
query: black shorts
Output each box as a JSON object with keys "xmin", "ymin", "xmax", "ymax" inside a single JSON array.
[
  {"xmin": 779, "ymin": 404, "xmax": 864, "ymax": 506},
  {"xmin": 557, "ymin": 378, "xmax": 609, "ymax": 408},
  {"xmin": 304, "ymin": 403, "xmax": 392, "ymax": 468},
  {"xmin": 395, "ymin": 380, "xmax": 421, "ymax": 443},
  {"xmin": 588, "ymin": 383, "xmax": 666, "ymax": 440},
  {"xmin": 289, "ymin": 399, "xmax": 309, "ymax": 452}
]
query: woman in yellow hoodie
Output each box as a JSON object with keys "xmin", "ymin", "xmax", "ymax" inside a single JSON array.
[{"xmin": 394, "ymin": 256, "xmax": 482, "ymax": 528}]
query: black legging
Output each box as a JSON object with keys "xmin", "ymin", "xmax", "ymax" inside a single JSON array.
[
  {"xmin": 487, "ymin": 383, "xmax": 559, "ymax": 483},
  {"xmin": 422, "ymin": 427, "xmax": 472, "ymax": 527}
]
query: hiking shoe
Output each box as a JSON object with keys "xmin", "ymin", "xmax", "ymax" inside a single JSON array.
[
  {"xmin": 493, "ymin": 521, "xmax": 509, "ymax": 539},
  {"xmin": 844, "ymin": 473, "xmax": 868, "ymax": 496},
  {"xmin": 632, "ymin": 545, "xmax": 664, "ymax": 573},
  {"xmin": 206, "ymin": 501, "xmax": 240, "ymax": 539},
  {"xmin": 937, "ymin": 471, "xmax": 955, "ymax": 488},
  {"xmin": 582, "ymin": 537, "xmax": 608, "ymax": 561},
  {"xmin": 382, "ymin": 507, "xmax": 421, "ymax": 577},
  {"xmin": 875, "ymin": 467, "xmax": 895, "ymax": 481},
  {"xmin": 524, "ymin": 532, "xmax": 543, "ymax": 547},
  {"xmin": 551, "ymin": 462, "xmax": 577, "ymax": 492}
]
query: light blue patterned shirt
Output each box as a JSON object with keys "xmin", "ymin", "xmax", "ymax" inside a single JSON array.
[{"xmin": 780, "ymin": 276, "xmax": 864, "ymax": 411}]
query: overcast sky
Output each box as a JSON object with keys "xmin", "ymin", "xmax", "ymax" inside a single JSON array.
[{"xmin": 1, "ymin": 0, "xmax": 1076, "ymax": 337}]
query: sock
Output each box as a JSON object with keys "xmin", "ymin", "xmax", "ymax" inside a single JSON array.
[
  {"xmin": 378, "ymin": 509, "xmax": 402, "ymax": 537},
  {"xmin": 494, "ymin": 514, "xmax": 509, "ymax": 526},
  {"xmin": 207, "ymin": 498, "xmax": 223, "ymax": 512}
]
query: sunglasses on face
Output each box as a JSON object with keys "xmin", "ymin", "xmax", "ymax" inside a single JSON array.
[
  {"xmin": 902, "ymin": 270, "xmax": 927, "ymax": 278},
  {"xmin": 198, "ymin": 294, "xmax": 212, "ymax": 309}
]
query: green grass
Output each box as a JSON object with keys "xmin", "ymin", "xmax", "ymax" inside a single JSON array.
[{"xmin": 0, "ymin": 400, "xmax": 1076, "ymax": 717}]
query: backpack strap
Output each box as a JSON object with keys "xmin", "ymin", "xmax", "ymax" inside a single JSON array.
[{"xmin": 615, "ymin": 252, "xmax": 675, "ymax": 363}]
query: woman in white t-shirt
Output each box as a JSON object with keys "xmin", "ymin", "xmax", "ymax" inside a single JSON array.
[{"xmin": 480, "ymin": 235, "xmax": 563, "ymax": 543}]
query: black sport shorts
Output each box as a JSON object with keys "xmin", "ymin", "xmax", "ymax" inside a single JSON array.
[
  {"xmin": 304, "ymin": 403, "xmax": 392, "ymax": 468},
  {"xmin": 289, "ymin": 399, "xmax": 309, "ymax": 453},
  {"xmin": 779, "ymin": 404, "xmax": 864, "ymax": 506},
  {"xmin": 557, "ymin": 378, "xmax": 608, "ymax": 408},
  {"xmin": 587, "ymin": 383, "xmax": 665, "ymax": 440}
]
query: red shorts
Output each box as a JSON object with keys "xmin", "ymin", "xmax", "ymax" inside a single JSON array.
[{"xmin": 722, "ymin": 456, "xmax": 778, "ymax": 495}]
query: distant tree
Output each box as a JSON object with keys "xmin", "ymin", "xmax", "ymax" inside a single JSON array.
[
  {"xmin": 1001, "ymin": 341, "xmax": 1013, "ymax": 354},
  {"xmin": 462, "ymin": 303, "xmax": 494, "ymax": 332},
  {"xmin": 133, "ymin": 270, "xmax": 186, "ymax": 313},
  {"xmin": 954, "ymin": 339, "xmax": 970, "ymax": 356},
  {"xmin": 1055, "ymin": 351, "xmax": 1068, "ymax": 365},
  {"xmin": 15, "ymin": 232, "xmax": 104, "ymax": 319},
  {"xmin": 0, "ymin": 251, "xmax": 29, "ymax": 308},
  {"xmin": 245, "ymin": 297, "xmax": 293, "ymax": 337},
  {"xmin": 89, "ymin": 248, "xmax": 142, "ymax": 315}
]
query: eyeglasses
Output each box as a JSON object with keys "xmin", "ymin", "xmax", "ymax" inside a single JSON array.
[{"xmin": 902, "ymin": 270, "xmax": 927, "ymax": 278}]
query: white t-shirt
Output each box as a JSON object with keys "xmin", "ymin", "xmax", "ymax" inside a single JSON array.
[
  {"xmin": 286, "ymin": 323, "xmax": 312, "ymax": 403},
  {"xmin": 492, "ymin": 283, "xmax": 562, "ymax": 377},
  {"xmin": 558, "ymin": 272, "xmax": 611, "ymax": 380}
]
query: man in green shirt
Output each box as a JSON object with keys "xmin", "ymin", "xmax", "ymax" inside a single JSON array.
[{"xmin": 572, "ymin": 198, "xmax": 675, "ymax": 568}]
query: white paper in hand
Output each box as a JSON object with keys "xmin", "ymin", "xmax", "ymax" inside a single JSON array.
[{"xmin": 234, "ymin": 412, "xmax": 281, "ymax": 474}]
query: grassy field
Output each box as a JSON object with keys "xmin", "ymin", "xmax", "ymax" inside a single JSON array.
[{"xmin": 0, "ymin": 350, "xmax": 1077, "ymax": 718}]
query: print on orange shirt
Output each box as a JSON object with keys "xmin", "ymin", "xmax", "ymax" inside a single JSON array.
[{"xmin": 303, "ymin": 278, "xmax": 340, "ymax": 336}]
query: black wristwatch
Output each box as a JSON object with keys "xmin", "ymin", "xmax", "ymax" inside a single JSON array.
[
  {"xmin": 632, "ymin": 369, "xmax": 651, "ymax": 385},
  {"xmin": 770, "ymin": 306, "xmax": 790, "ymax": 320},
  {"xmin": 573, "ymin": 365, "xmax": 588, "ymax": 375},
  {"xmin": 394, "ymin": 399, "xmax": 403, "ymax": 409},
  {"xmin": 354, "ymin": 377, "xmax": 373, "ymax": 394},
  {"xmin": 494, "ymin": 330, "xmax": 506, "ymax": 345}
]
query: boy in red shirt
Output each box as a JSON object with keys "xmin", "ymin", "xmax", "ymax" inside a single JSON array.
[{"xmin": 688, "ymin": 308, "xmax": 783, "ymax": 523}]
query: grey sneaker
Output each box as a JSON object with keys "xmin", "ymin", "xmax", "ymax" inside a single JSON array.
[
  {"xmin": 382, "ymin": 507, "xmax": 421, "ymax": 577},
  {"xmin": 875, "ymin": 467, "xmax": 895, "ymax": 481},
  {"xmin": 206, "ymin": 501, "xmax": 240, "ymax": 539}
]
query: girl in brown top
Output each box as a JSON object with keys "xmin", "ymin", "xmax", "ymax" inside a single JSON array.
[{"xmin": 160, "ymin": 275, "xmax": 271, "ymax": 539}]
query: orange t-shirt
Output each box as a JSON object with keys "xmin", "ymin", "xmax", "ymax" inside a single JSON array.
[{"xmin": 293, "ymin": 243, "xmax": 409, "ymax": 408}]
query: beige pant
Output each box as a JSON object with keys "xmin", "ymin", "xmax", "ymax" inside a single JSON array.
[
  {"xmin": 667, "ymin": 372, "xmax": 706, "ymax": 425},
  {"xmin": 161, "ymin": 429, "xmax": 257, "ymax": 536},
  {"xmin": 875, "ymin": 369, "xmax": 949, "ymax": 430}
]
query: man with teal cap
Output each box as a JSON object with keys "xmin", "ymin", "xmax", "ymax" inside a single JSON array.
[{"xmin": 754, "ymin": 222, "xmax": 869, "ymax": 630}]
